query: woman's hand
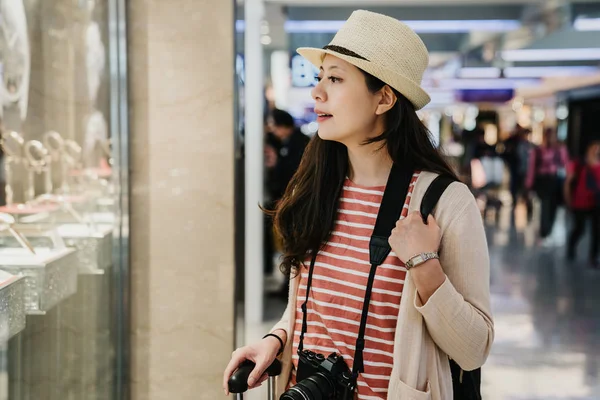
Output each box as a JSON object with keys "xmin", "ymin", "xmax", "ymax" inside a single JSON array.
[
  {"xmin": 389, "ymin": 211, "xmax": 441, "ymax": 263},
  {"xmin": 222, "ymin": 331, "xmax": 284, "ymax": 395},
  {"xmin": 389, "ymin": 211, "xmax": 446, "ymax": 304}
]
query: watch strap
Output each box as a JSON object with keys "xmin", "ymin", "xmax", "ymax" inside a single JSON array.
[{"xmin": 405, "ymin": 252, "xmax": 439, "ymax": 270}]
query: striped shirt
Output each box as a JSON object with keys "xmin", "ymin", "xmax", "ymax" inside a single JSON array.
[{"xmin": 289, "ymin": 173, "xmax": 420, "ymax": 399}]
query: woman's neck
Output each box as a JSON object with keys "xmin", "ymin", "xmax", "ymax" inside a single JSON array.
[{"xmin": 346, "ymin": 143, "xmax": 393, "ymax": 187}]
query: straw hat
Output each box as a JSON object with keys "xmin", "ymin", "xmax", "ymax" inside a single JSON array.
[{"xmin": 297, "ymin": 10, "xmax": 431, "ymax": 110}]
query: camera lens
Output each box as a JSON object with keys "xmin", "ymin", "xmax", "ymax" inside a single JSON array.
[{"xmin": 280, "ymin": 372, "xmax": 335, "ymax": 400}]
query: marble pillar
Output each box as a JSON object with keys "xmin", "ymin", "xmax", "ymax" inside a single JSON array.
[{"xmin": 128, "ymin": 1, "xmax": 236, "ymax": 399}]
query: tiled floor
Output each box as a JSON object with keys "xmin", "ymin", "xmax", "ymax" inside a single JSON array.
[
  {"xmin": 239, "ymin": 202, "xmax": 600, "ymax": 399},
  {"xmin": 482, "ymin": 204, "xmax": 600, "ymax": 400}
]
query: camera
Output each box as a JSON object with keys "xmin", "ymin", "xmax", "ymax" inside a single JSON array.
[{"xmin": 280, "ymin": 350, "xmax": 356, "ymax": 400}]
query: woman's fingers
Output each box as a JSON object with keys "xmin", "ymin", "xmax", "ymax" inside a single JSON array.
[
  {"xmin": 223, "ymin": 349, "xmax": 252, "ymax": 395},
  {"xmin": 248, "ymin": 373, "xmax": 269, "ymax": 389}
]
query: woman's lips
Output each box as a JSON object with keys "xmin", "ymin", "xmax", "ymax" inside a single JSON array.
[{"xmin": 316, "ymin": 114, "xmax": 332, "ymax": 122}]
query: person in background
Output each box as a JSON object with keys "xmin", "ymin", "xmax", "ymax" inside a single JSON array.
[
  {"xmin": 564, "ymin": 141, "xmax": 600, "ymax": 269},
  {"xmin": 526, "ymin": 128, "xmax": 569, "ymax": 246},
  {"xmin": 504, "ymin": 126, "xmax": 534, "ymax": 219},
  {"xmin": 265, "ymin": 109, "xmax": 310, "ymax": 201},
  {"xmin": 264, "ymin": 109, "xmax": 310, "ymax": 292}
]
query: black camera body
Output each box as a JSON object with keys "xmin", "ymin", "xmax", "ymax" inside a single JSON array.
[{"xmin": 280, "ymin": 350, "xmax": 356, "ymax": 400}]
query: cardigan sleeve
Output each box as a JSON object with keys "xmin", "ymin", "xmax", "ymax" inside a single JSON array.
[
  {"xmin": 413, "ymin": 182, "xmax": 494, "ymax": 371},
  {"xmin": 270, "ymin": 274, "xmax": 297, "ymax": 338},
  {"xmin": 270, "ymin": 299, "xmax": 291, "ymax": 338}
]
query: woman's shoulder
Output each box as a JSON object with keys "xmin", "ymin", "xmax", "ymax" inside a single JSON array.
[
  {"xmin": 414, "ymin": 171, "xmax": 472, "ymax": 201},
  {"xmin": 413, "ymin": 171, "xmax": 476, "ymax": 221}
]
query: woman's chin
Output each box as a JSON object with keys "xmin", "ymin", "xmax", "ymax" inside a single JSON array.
[{"xmin": 317, "ymin": 129, "xmax": 344, "ymax": 142}]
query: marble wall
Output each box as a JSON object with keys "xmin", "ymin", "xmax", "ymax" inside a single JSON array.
[{"xmin": 128, "ymin": 1, "xmax": 236, "ymax": 399}]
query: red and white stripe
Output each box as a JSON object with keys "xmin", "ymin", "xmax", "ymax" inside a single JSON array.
[{"xmin": 289, "ymin": 173, "xmax": 419, "ymax": 399}]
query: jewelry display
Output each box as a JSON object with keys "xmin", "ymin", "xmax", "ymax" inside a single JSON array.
[
  {"xmin": 0, "ymin": 130, "xmax": 25, "ymax": 205},
  {"xmin": 0, "ymin": 269, "xmax": 26, "ymax": 340},
  {"xmin": 43, "ymin": 130, "xmax": 68, "ymax": 193},
  {"xmin": 0, "ymin": 212, "xmax": 35, "ymax": 254},
  {"xmin": 0, "ymin": 0, "xmax": 31, "ymax": 121},
  {"xmin": 0, "ymin": 212, "xmax": 78, "ymax": 314},
  {"xmin": 23, "ymin": 140, "xmax": 52, "ymax": 202}
]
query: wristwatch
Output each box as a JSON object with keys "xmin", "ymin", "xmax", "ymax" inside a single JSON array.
[{"xmin": 405, "ymin": 252, "xmax": 439, "ymax": 270}]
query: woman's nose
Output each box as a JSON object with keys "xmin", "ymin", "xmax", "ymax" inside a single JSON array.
[{"xmin": 311, "ymin": 81, "xmax": 326, "ymax": 102}]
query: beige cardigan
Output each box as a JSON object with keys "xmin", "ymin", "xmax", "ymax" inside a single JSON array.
[{"xmin": 270, "ymin": 171, "xmax": 494, "ymax": 400}]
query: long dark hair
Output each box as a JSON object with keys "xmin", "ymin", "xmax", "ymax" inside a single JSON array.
[{"xmin": 273, "ymin": 70, "xmax": 458, "ymax": 277}]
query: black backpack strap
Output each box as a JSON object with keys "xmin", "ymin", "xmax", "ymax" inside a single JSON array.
[
  {"xmin": 352, "ymin": 163, "xmax": 414, "ymax": 376},
  {"xmin": 369, "ymin": 164, "xmax": 415, "ymax": 265},
  {"xmin": 421, "ymin": 175, "xmax": 483, "ymax": 400},
  {"xmin": 420, "ymin": 175, "xmax": 457, "ymax": 224}
]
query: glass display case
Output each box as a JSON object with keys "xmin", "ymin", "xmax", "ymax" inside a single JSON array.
[
  {"xmin": 0, "ymin": 0, "xmax": 129, "ymax": 399},
  {"xmin": 0, "ymin": 270, "xmax": 26, "ymax": 341},
  {"xmin": 0, "ymin": 214, "xmax": 79, "ymax": 314}
]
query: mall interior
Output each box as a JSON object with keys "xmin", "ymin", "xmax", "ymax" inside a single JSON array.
[{"xmin": 0, "ymin": 0, "xmax": 599, "ymax": 399}]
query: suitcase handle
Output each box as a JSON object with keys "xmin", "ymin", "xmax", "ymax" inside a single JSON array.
[{"xmin": 228, "ymin": 359, "xmax": 282, "ymax": 399}]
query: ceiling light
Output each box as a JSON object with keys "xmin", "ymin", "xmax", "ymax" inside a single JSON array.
[
  {"xmin": 501, "ymin": 48, "xmax": 600, "ymax": 62},
  {"xmin": 260, "ymin": 35, "xmax": 272, "ymax": 45},
  {"xmin": 556, "ymin": 105, "xmax": 569, "ymax": 120},
  {"xmin": 236, "ymin": 20, "xmax": 245, "ymax": 33},
  {"xmin": 284, "ymin": 19, "xmax": 521, "ymax": 34},
  {"xmin": 574, "ymin": 17, "xmax": 600, "ymax": 31},
  {"xmin": 424, "ymin": 78, "xmax": 539, "ymax": 90},
  {"xmin": 458, "ymin": 68, "xmax": 501, "ymax": 79},
  {"xmin": 503, "ymin": 66, "xmax": 600, "ymax": 78}
]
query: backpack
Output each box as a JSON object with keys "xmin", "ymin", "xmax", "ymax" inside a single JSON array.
[{"xmin": 421, "ymin": 175, "xmax": 482, "ymax": 400}]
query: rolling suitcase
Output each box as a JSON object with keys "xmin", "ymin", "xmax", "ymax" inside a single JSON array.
[{"xmin": 228, "ymin": 359, "xmax": 282, "ymax": 399}]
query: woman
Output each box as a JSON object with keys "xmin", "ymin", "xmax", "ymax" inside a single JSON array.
[
  {"xmin": 525, "ymin": 128, "xmax": 569, "ymax": 247},
  {"xmin": 565, "ymin": 141, "xmax": 600, "ymax": 269},
  {"xmin": 224, "ymin": 10, "xmax": 493, "ymax": 399}
]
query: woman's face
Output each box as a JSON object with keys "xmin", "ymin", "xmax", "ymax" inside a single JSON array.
[{"xmin": 311, "ymin": 55, "xmax": 389, "ymax": 146}]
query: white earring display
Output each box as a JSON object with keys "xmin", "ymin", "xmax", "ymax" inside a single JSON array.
[
  {"xmin": 43, "ymin": 130, "xmax": 68, "ymax": 194},
  {"xmin": 23, "ymin": 140, "xmax": 51, "ymax": 202},
  {"xmin": 83, "ymin": 110, "xmax": 109, "ymax": 168},
  {"xmin": 0, "ymin": 0, "xmax": 31, "ymax": 121},
  {"xmin": 64, "ymin": 139, "xmax": 83, "ymax": 192},
  {"xmin": 0, "ymin": 130, "xmax": 25, "ymax": 206},
  {"xmin": 86, "ymin": 21, "xmax": 105, "ymax": 105}
]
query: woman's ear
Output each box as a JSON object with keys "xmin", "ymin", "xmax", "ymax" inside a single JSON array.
[{"xmin": 375, "ymin": 86, "xmax": 397, "ymax": 115}]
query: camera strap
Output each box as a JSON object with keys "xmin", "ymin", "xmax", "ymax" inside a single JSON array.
[{"xmin": 298, "ymin": 162, "xmax": 415, "ymax": 378}]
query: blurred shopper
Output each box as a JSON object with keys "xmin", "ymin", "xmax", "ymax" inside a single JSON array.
[
  {"xmin": 265, "ymin": 109, "xmax": 310, "ymax": 202},
  {"xmin": 468, "ymin": 129, "xmax": 504, "ymax": 222},
  {"xmin": 225, "ymin": 10, "xmax": 493, "ymax": 400},
  {"xmin": 565, "ymin": 141, "xmax": 600, "ymax": 268},
  {"xmin": 526, "ymin": 128, "xmax": 569, "ymax": 246},
  {"xmin": 504, "ymin": 126, "xmax": 534, "ymax": 219},
  {"xmin": 264, "ymin": 109, "xmax": 310, "ymax": 291}
]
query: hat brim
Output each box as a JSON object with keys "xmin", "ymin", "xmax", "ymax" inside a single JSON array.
[{"xmin": 297, "ymin": 47, "xmax": 431, "ymax": 110}]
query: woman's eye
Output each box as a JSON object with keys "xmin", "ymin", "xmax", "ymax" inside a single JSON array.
[
  {"xmin": 328, "ymin": 76, "xmax": 341, "ymax": 83},
  {"xmin": 315, "ymin": 76, "xmax": 322, "ymax": 82}
]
